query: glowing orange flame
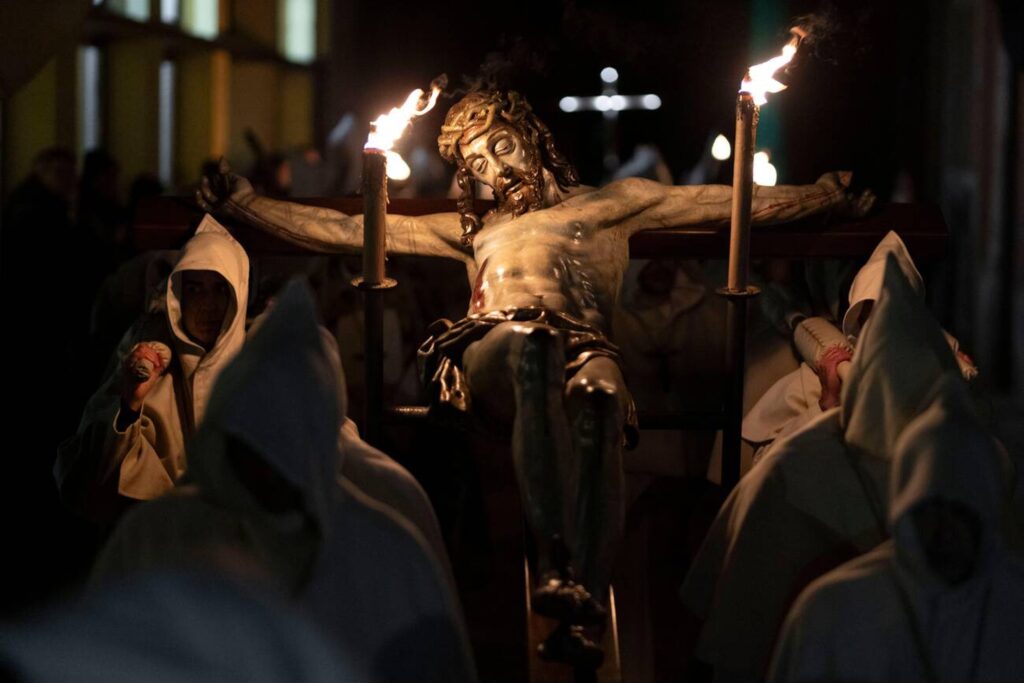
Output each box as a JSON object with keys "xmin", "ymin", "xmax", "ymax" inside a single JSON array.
[
  {"xmin": 365, "ymin": 85, "xmax": 442, "ymax": 151},
  {"xmin": 740, "ymin": 35, "xmax": 799, "ymax": 106}
]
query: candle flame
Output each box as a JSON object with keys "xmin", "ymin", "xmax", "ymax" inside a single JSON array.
[
  {"xmin": 384, "ymin": 150, "xmax": 411, "ymax": 180},
  {"xmin": 711, "ymin": 134, "xmax": 731, "ymax": 160},
  {"xmin": 366, "ymin": 83, "xmax": 442, "ymax": 151},
  {"xmin": 741, "ymin": 35, "xmax": 800, "ymax": 106},
  {"xmin": 753, "ymin": 150, "xmax": 778, "ymax": 186}
]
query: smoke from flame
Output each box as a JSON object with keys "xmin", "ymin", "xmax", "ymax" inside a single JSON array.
[
  {"xmin": 740, "ymin": 29, "xmax": 804, "ymax": 106},
  {"xmin": 365, "ymin": 76, "xmax": 445, "ymax": 151}
]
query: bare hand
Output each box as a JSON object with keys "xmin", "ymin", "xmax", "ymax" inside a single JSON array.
[
  {"xmin": 121, "ymin": 343, "xmax": 170, "ymax": 412},
  {"xmin": 847, "ymin": 188, "xmax": 876, "ymax": 218},
  {"xmin": 816, "ymin": 345, "xmax": 852, "ymax": 410},
  {"xmin": 195, "ymin": 158, "xmax": 254, "ymax": 213},
  {"xmin": 816, "ymin": 172, "xmax": 876, "ymax": 219}
]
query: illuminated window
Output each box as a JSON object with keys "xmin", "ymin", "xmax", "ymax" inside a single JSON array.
[
  {"xmin": 161, "ymin": 0, "xmax": 180, "ymax": 24},
  {"xmin": 107, "ymin": 0, "xmax": 150, "ymax": 21},
  {"xmin": 279, "ymin": 0, "xmax": 316, "ymax": 64},
  {"xmin": 77, "ymin": 46, "xmax": 102, "ymax": 155},
  {"xmin": 182, "ymin": 0, "xmax": 219, "ymax": 39},
  {"xmin": 158, "ymin": 60, "xmax": 177, "ymax": 186}
]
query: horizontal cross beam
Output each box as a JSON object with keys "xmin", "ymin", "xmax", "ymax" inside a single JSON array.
[{"xmin": 132, "ymin": 197, "xmax": 947, "ymax": 260}]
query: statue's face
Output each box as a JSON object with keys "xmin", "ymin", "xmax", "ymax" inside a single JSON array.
[{"xmin": 459, "ymin": 123, "xmax": 543, "ymax": 215}]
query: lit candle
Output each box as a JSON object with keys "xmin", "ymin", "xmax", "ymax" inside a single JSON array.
[
  {"xmin": 727, "ymin": 31, "xmax": 802, "ymax": 292},
  {"xmin": 362, "ymin": 147, "xmax": 388, "ymax": 285},
  {"xmin": 360, "ymin": 81, "xmax": 443, "ymax": 285},
  {"xmin": 728, "ymin": 92, "xmax": 757, "ymax": 292}
]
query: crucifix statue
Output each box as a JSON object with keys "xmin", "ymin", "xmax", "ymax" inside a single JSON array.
[{"xmin": 198, "ymin": 88, "xmax": 872, "ymax": 666}]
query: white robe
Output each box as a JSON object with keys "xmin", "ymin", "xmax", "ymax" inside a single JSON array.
[
  {"xmin": 315, "ymin": 325, "xmax": 456, "ymax": 583},
  {"xmin": 0, "ymin": 571, "xmax": 364, "ymax": 683},
  {"xmin": 94, "ymin": 279, "xmax": 476, "ymax": 683},
  {"xmin": 742, "ymin": 231, "xmax": 924, "ymax": 459},
  {"xmin": 56, "ymin": 215, "xmax": 249, "ymax": 520},
  {"xmin": 680, "ymin": 253, "xmax": 960, "ymax": 680},
  {"xmin": 770, "ymin": 375, "xmax": 1023, "ymax": 683}
]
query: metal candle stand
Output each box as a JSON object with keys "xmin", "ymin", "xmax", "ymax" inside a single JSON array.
[
  {"xmin": 356, "ymin": 148, "xmax": 395, "ymax": 448},
  {"xmin": 352, "ymin": 275, "xmax": 397, "ymax": 448},
  {"xmin": 719, "ymin": 91, "xmax": 761, "ymax": 494}
]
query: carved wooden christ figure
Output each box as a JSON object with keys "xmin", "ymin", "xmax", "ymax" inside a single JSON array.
[{"xmin": 199, "ymin": 89, "xmax": 871, "ymax": 665}]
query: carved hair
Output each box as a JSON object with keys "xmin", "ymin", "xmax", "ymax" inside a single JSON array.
[{"xmin": 437, "ymin": 90, "xmax": 579, "ymax": 245}]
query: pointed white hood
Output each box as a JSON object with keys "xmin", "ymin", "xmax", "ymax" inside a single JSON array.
[
  {"xmin": 187, "ymin": 278, "xmax": 340, "ymax": 531},
  {"xmin": 889, "ymin": 374, "xmax": 1011, "ymax": 583},
  {"xmin": 165, "ymin": 214, "xmax": 249, "ymax": 427},
  {"xmin": 840, "ymin": 253, "xmax": 958, "ymax": 462},
  {"xmin": 767, "ymin": 375, "xmax": 1021, "ymax": 683},
  {"xmin": 842, "ymin": 231, "xmax": 924, "ymax": 340}
]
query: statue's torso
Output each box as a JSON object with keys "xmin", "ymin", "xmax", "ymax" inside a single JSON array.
[{"xmin": 468, "ymin": 198, "xmax": 629, "ymax": 332}]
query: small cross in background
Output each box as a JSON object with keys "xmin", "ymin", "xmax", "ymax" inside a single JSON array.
[{"xmin": 559, "ymin": 67, "xmax": 662, "ymax": 175}]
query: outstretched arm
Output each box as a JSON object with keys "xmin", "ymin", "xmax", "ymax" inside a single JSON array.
[
  {"xmin": 579, "ymin": 172, "xmax": 873, "ymax": 235},
  {"xmin": 197, "ymin": 162, "xmax": 468, "ymax": 261}
]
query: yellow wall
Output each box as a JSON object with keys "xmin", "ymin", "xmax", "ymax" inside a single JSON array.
[
  {"xmin": 106, "ymin": 39, "xmax": 163, "ymax": 194},
  {"xmin": 280, "ymin": 69, "xmax": 313, "ymax": 150},
  {"xmin": 4, "ymin": 6, "xmax": 317, "ymax": 197},
  {"xmin": 177, "ymin": 49, "xmax": 231, "ymax": 186},
  {"xmin": 4, "ymin": 58, "xmax": 58, "ymax": 195},
  {"xmin": 229, "ymin": 61, "xmax": 282, "ymax": 170},
  {"xmin": 235, "ymin": 0, "xmax": 278, "ymax": 49}
]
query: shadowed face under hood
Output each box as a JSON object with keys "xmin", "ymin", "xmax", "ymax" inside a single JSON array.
[
  {"xmin": 187, "ymin": 278, "xmax": 341, "ymax": 530},
  {"xmin": 165, "ymin": 214, "xmax": 250, "ymax": 426},
  {"xmin": 889, "ymin": 373, "xmax": 1010, "ymax": 587}
]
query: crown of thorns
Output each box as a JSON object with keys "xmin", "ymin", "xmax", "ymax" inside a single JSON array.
[{"xmin": 437, "ymin": 90, "xmax": 535, "ymax": 163}]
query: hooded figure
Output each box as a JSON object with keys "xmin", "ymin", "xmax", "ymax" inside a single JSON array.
[
  {"xmin": 842, "ymin": 230, "xmax": 924, "ymax": 341},
  {"xmin": 338, "ymin": 417, "xmax": 455, "ymax": 583},
  {"xmin": 769, "ymin": 375, "xmax": 1022, "ymax": 683},
  {"xmin": 0, "ymin": 571, "xmax": 364, "ymax": 683},
  {"xmin": 680, "ymin": 254, "xmax": 961, "ymax": 680},
  {"xmin": 93, "ymin": 279, "xmax": 476, "ymax": 683},
  {"xmin": 56, "ymin": 215, "xmax": 249, "ymax": 521},
  {"xmin": 743, "ymin": 231, "xmax": 974, "ymax": 462},
  {"xmin": 312, "ymin": 327, "xmax": 454, "ymax": 579}
]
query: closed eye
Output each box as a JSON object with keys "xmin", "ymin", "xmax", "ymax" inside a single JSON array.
[{"xmin": 493, "ymin": 137, "xmax": 514, "ymax": 155}]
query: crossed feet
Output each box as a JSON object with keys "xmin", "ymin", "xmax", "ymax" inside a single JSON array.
[{"xmin": 532, "ymin": 570, "xmax": 608, "ymax": 669}]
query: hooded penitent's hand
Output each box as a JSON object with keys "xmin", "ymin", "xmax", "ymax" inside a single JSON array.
[
  {"xmin": 120, "ymin": 342, "xmax": 172, "ymax": 414},
  {"xmin": 816, "ymin": 345, "xmax": 853, "ymax": 411},
  {"xmin": 195, "ymin": 158, "xmax": 253, "ymax": 213}
]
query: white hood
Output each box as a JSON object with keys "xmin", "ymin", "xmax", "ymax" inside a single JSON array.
[
  {"xmin": 842, "ymin": 231, "xmax": 923, "ymax": 339},
  {"xmin": 767, "ymin": 378, "xmax": 1021, "ymax": 683},
  {"xmin": 889, "ymin": 374, "xmax": 1011, "ymax": 585},
  {"xmin": 165, "ymin": 214, "xmax": 249, "ymax": 427},
  {"xmin": 187, "ymin": 278, "xmax": 340, "ymax": 532},
  {"xmin": 840, "ymin": 253, "xmax": 958, "ymax": 462}
]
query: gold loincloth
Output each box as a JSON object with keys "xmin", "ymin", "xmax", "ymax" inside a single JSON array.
[{"xmin": 417, "ymin": 306, "xmax": 638, "ymax": 448}]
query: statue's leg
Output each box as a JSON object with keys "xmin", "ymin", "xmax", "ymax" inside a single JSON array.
[
  {"xmin": 465, "ymin": 323, "xmax": 608, "ymax": 666},
  {"xmin": 463, "ymin": 322, "xmax": 573, "ymax": 576},
  {"xmin": 565, "ymin": 356, "xmax": 628, "ymax": 606}
]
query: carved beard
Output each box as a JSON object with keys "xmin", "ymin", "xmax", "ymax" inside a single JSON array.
[{"xmin": 493, "ymin": 158, "xmax": 544, "ymax": 218}]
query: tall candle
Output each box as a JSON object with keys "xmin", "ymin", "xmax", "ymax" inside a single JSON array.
[
  {"xmin": 362, "ymin": 148, "xmax": 388, "ymax": 284},
  {"xmin": 727, "ymin": 92, "xmax": 758, "ymax": 292}
]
